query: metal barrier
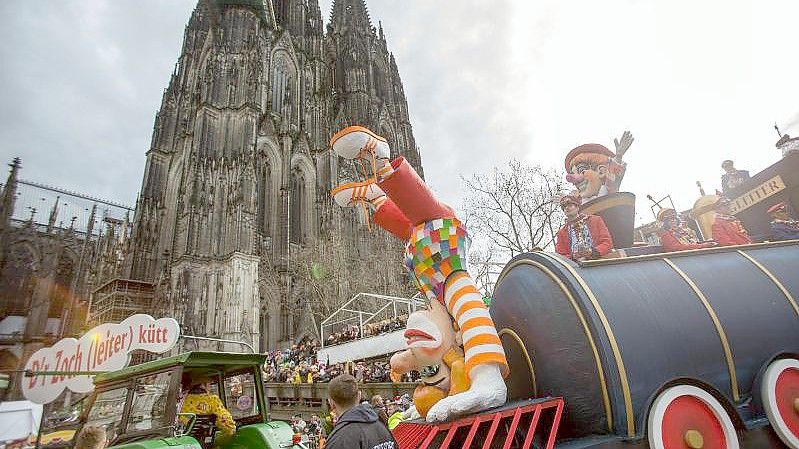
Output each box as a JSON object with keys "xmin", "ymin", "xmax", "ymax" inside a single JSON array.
[
  {"xmin": 264, "ymin": 382, "xmax": 417, "ymax": 421},
  {"xmin": 392, "ymin": 398, "xmax": 564, "ymax": 449}
]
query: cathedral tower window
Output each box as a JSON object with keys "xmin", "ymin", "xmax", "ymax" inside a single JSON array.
[
  {"xmin": 258, "ymin": 163, "xmax": 272, "ymax": 235},
  {"xmin": 280, "ymin": 304, "xmax": 291, "ymax": 340},
  {"xmin": 289, "ymin": 168, "xmax": 306, "ymax": 244},
  {"xmin": 270, "ymin": 54, "xmax": 295, "ymax": 114}
]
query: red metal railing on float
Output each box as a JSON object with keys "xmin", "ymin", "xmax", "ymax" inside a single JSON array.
[{"xmin": 393, "ymin": 397, "xmax": 564, "ymax": 449}]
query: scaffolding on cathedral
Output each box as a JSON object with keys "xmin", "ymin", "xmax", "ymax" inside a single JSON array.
[{"xmin": 88, "ymin": 278, "xmax": 156, "ymax": 326}]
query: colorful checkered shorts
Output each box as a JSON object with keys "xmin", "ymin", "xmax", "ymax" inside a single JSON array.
[{"xmin": 404, "ymin": 217, "xmax": 468, "ymax": 303}]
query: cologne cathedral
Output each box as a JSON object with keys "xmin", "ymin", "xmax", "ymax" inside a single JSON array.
[
  {"xmin": 126, "ymin": 0, "xmax": 423, "ymax": 351},
  {"xmin": 0, "ymin": 0, "xmax": 423, "ymax": 395}
]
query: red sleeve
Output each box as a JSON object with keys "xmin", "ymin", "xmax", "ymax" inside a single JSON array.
[
  {"xmin": 712, "ymin": 221, "xmax": 734, "ymax": 246},
  {"xmin": 588, "ymin": 216, "xmax": 614, "ymax": 255},
  {"xmin": 555, "ymin": 225, "xmax": 572, "ymax": 258},
  {"xmin": 659, "ymin": 231, "xmax": 708, "ymax": 251}
]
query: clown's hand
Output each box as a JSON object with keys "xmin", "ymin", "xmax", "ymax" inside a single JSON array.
[
  {"xmin": 402, "ymin": 405, "xmax": 421, "ymax": 420},
  {"xmin": 389, "ymin": 369, "xmax": 403, "ymax": 383},
  {"xmin": 613, "ymin": 131, "xmax": 634, "ymax": 160},
  {"xmin": 425, "ymin": 364, "xmax": 506, "ymax": 422}
]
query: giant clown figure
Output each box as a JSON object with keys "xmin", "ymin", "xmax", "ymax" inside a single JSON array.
[
  {"xmin": 329, "ymin": 126, "xmax": 508, "ymax": 422},
  {"xmin": 565, "ymin": 131, "xmax": 634, "ymax": 203}
]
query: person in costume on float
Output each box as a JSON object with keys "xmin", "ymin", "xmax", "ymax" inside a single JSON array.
[
  {"xmin": 720, "ymin": 160, "xmax": 750, "ymax": 193},
  {"xmin": 776, "ymin": 134, "xmax": 799, "ymax": 158},
  {"xmin": 564, "ymin": 131, "xmax": 634, "ymax": 203},
  {"xmin": 656, "ymin": 208, "xmax": 717, "ymax": 252},
  {"xmin": 767, "ymin": 201, "xmax": 799, "ymax": 240},
  {"xmin": 329, "ymin": 126, "xmax": 508, "ymax": 423},
  {"xmin": 711, "ymin": 197, "xmax": 752, "ymax": 246},
  {"xmin": 555, "ymin": 194, "xmax": 614, "ymax": 261}
]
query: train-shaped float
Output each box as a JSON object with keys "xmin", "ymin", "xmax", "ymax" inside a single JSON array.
[
  {"xmin": 493, "ymin": 240, "xmax": 799, "ymax": 449},
  {"xmin": 394, "ymin": 149, "xmax": 799, "ymax": 448}
]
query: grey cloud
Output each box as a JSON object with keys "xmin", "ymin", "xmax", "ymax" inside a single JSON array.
[
  {"xmin": 0, "ymin": 1, "xmax": 194, "ymax": 205},
  {"xmin": 364, "ymin": 1, "xmax": 531, "ymax": 206},
  {"xmin": 2, "ymin": 0, "xmax": 531, "ymax": 210}
]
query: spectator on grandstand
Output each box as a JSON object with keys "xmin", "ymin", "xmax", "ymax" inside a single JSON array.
[{"xmin": 261, "ymin": 335, "xmax": 416, "ymax": 384}]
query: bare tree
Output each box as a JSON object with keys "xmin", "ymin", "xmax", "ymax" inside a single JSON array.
[
  {"xmin": 462, "ymin": 159, "xmax": 566, "ymax": 259},
  {"xmin": 280, "ymin": 228, "xmax": 415, "ymax": 330}
]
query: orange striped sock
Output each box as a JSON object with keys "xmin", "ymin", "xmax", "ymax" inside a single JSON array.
[
  {"xmin": 444, "ymin": 271, "xmax": 508, "ymax": 378},
  {"xmin": 371, "ymin": 194, "xmax": 387, "ymax": 210},
  {"xmin": 376, "ymin": 159, "xmax": 394, "ymax": 182}
]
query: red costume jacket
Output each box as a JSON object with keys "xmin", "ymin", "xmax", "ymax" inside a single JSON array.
[
  {"xmin": 712, "ymin": 215, "xmax": 752, "ymax": 246},
  {"xmin": 658, "ymin": 230, "xmax": 715, "ymax": 252},
  {"xmin": 555, "ymin": 215, "xmax": 614, "ymax": 260}
]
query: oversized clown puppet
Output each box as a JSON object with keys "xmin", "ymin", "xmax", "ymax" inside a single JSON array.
[
  {"xmin": 389, "ymin": 298, "xmax": 471, "ymax": 419},
  {"xmin": 329, "ymin": 126, "xmax": 508, "ymax": 422},
  {"xmin": 565, "ymin": 131, "xmax": 634, "ymax": 203}
]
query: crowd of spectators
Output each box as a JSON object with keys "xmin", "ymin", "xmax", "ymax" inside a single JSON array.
[
  {"xmin": 324, "ymin": 315, "xmax": 408, "ymax": 346},
  {"xmin": 263, "ymin": 336, "xmax": 420, "ymax": 384}
]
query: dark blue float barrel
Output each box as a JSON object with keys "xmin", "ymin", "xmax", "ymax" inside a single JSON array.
[{"xmin": 491, "ymin": 241, "xmax": 799, "ymax": 440}]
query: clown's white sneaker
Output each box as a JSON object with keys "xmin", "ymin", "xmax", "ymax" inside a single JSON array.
[
  {"xmin": 331, "ymin": 180, "xmax": 386, "ymax": 208},
  {"xmin": 330, "ymin": 126, "xmax": 391, "ymax": 160},
  {"xmin": 425, "ymin": 364, "xmax": 507, "ymax": 422}
]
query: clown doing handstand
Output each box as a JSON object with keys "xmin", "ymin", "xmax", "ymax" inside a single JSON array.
[{"xmin": 329, "ymin": 126, "xmax": 508, "ymax": 422}]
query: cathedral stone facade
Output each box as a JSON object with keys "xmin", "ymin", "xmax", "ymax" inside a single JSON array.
[
  {"xmin": 0, "ymin": 0, "xmax": 422, "ymax": 399},
  {"xmin": 125, "ymin": 0, "xmax": 423, "ymax": 351}
]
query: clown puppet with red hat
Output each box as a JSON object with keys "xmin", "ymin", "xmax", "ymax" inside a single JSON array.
[{"xmin": 565, "ymin": 131, "xmax": 634, "ymax": 203}]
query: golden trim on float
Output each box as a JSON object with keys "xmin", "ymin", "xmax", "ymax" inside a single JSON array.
[
  {"xmin": 663, "ymin": 258, "xmax": 740, "ymax": 401},
  {"xmin": 581, "ymin": 239, "xmax": 799, "ymax": 267},
  {"xmin": 736, "ymin": 250, "xmax": 799, "ymax": 318},
  {"xmin": 541, "ymin": 253, "xmax": 636, "ymax": 437},
  {"xmin": 580, "ymin": 194, "xmax": 636, "ymax": 216},
  {"xmin": 496, "ymin": 259, "xmax": 614, "ymax": 433},
  {"xmin": 498, "ymin": 328, "xmax": 538, "ymax": 398}
]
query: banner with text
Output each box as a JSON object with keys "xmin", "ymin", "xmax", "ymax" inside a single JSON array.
[{"xmin": 22, "ymin": 314, "xmax": 180, "ymax": 404}]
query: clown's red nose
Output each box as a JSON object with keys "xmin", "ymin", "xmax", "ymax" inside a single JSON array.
[{"xmin": 566, "ymin": 173, "xmax": 584, "ymax": 184}]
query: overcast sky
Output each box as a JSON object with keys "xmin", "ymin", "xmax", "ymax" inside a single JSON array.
[{"xmin": 1, "ymin": 0, "xmax": 798, "ymax": 225}]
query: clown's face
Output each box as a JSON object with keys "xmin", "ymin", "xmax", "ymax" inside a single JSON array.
[
  {"xmin": 566, "ymin": 155, "xmax": 609, "ymax": 199},
  {"xmin": 389, "ymin": 299, "xmax": 458, "ymax": 374}
]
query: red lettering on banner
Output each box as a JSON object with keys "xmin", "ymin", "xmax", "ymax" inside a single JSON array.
[
  {"xmin": 52, "ymin": 351, "xmax": 63, "ymax": 384},
  {"xmin": 29, "ymin": 360, "xmax": 40, "ymax": 389},
  {"xmin": 23, "ymin": 314, "xmax": 179, "ymax": 404}
]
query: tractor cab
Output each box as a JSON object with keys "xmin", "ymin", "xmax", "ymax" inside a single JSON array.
[{"xmin": 75, "ymin": 351, "xmax": 299, "ymax": 449}]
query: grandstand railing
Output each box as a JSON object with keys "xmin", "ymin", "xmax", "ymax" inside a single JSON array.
[{"xmin": 319, "ymin": 292, "xmax": 424, "ymax": 348}]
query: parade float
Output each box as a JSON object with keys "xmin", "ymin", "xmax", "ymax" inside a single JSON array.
[
  {"xmin": 21, "ymin": 315, "xmax": 305, "ymax": 449},
  {"xmin": 385, "ymin": 133, "xmax": 799, "ymax": 449},
  {"xmin": 72, "ymin": 351, "xmax": 298, "ymax": 449}
]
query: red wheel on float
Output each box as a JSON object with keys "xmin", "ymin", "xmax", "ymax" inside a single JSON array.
[
  {"xmin": 761, "ymin": 358, "xmax": 799, "ymax": 449},
  {"xmin": 648, "ymin": 385, "xmax": 739, "ymax": 449}
]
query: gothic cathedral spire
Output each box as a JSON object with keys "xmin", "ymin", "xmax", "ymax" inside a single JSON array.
[{"xmin": 125, "ymin": 0, "xmax": 423, "ymax": 351}]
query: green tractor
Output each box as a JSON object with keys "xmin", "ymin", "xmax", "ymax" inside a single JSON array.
[{"xmin": 74, "ymin": 352, "xmax": 302, "ymax": 449}]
